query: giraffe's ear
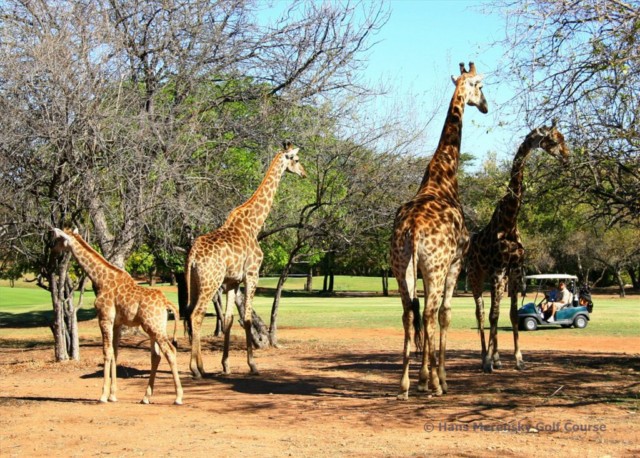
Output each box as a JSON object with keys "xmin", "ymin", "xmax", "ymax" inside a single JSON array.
[
  {"xmin": 285, "ymin": 147, "xmax": 300, "ymax": 159},
  {"xmin": 73, "ymin": 227, "xmax": 79, "ymax": 234},
  {"xmin": 53, "ymin": 228, "xmax": 71, "ymax": 241},
  {"xmin": 451, "ymin": 75, "xmax": 457, "ymax": 85}
]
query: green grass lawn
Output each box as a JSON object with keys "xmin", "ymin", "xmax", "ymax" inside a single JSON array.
[{"xmin": 1, "ymin": 276, "xmax": 638, "ymax": 338}]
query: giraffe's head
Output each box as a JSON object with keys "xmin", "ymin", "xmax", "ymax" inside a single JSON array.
[
  {"xmin": 282, "ymin": 141, "xmax": 307, "ymax": 178},
  {"xmin": 451, "ymin": 62, "xmax": 488, "ymax": 114},
  {"xmin": 51, "ymin": 227, "xmax": 76, "ymax": 252},
  {"xmin": 530, "ymin": 119, "xmax": 570, "ymax": 162}
]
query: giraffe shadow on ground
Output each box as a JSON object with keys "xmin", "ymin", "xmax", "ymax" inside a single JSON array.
[{"xmin": 80, "ymin": 365, "xmax": 150, "ymax": 379}]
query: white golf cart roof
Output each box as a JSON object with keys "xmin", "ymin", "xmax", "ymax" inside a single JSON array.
[{"xmin": 525, "ymin": 274, "xmax": 578, "ymax": 280}]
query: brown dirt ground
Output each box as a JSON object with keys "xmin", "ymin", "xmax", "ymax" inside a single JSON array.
[{"xmin": 1, "ymin": 315, "xmax": 639, "ymax": 457}]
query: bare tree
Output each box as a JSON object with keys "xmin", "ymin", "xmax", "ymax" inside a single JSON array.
[{"xmin": 495, "ymin": 0, "xmax": 640, "ymax": 227}]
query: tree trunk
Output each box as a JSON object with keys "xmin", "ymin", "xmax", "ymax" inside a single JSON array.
[
  {"xmin": 269, "ymin": 265, "xmax": 291, "ymax": 347},
  {"xmin": 235, "ymin": 291, "xmax": 270, "ymax": 349},
  {"xmin": 49, "ymin": 251, "xmax": 79, "ymax": 361},
  {"xmin": 615, "ymin": 267, "xmax": 626, "ymax": 298},
  {"xmin": 381, "ymin": 269, "xmax": 389, "ymax": 296},
  {"xmin": 627, "ymin": 266, "xmax": 639, "ymax": 290},
  {"xmin": 305, "ymin": 267, "xmax": 313, "ymax": 292},
  {"xmin": 64, "ymin": 275, "xmax": 80, "ymax": 360},
  {"xmin": 148, "ymin": 264, "xmax": 157, "ymax": 286}
]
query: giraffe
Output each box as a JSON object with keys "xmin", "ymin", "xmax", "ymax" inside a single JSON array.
[
  {"xmin": 391, "ymin": 62, "xmax": 488, "ymax": 400},
  {"xmin": 51, "ymin": 228, "xmax": 183, "ymax": 405},
  {"xmin": 185, "ymin": 141, "xmax": 306, "ymax": 378},
  {"xmin": 466, "ymin": 120, "xmax": 569, "ymax": 373}
]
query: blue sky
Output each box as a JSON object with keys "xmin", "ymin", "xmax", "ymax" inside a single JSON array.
[
  {"xmin": 363, "ymin": 0, "xmax": 516, "ymax": 167},
  {"xmin": 261, "ymin": 0, "xmax": 520, "ymax": 167}
]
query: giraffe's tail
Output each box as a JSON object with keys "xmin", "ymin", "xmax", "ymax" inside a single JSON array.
[
  {"xmin": 166, "ymin": 300, "xmax": 180, "ymax": 349},
  {"xmin": 184, "ymin": 258, "xmax": 199, "ymax": 341},
  {"xmin": 412, "ymin": 297, "xmax": 422, "ymax": 353},
  {"xmin": 410, "ymin": 238, "xmax": 423, "ymax": 353}
]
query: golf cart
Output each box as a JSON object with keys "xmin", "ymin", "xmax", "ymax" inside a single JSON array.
[{"xmin": 517, "ymin": 274, "xmax": 593, "ymax": 331}]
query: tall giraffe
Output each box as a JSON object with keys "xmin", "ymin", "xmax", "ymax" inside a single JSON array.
[
  {"xmin": 391, "ymin": 62, "xmax": 488, "ymax": 400},
  {"xmin": 51, "ymin": 228, "xmax": 183, "ymax": 405},
  {"xmin": 186, "ymin": 141, "xmax": 306, "ymax": 378},
  {"xmin": 467, "ymin": 121, "xmax": 569, "ymax": 373}
]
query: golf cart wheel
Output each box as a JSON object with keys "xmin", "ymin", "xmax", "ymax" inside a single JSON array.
[
  {"xmin": 523, "ymin": 317, "xmax": 538, "ymax": 331},
  {"xmin": 573, "ymin": 315, "xmax": 588, "ymax": 329}
]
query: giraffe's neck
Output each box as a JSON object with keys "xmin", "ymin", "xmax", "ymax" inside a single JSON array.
[
  {"xmin": 225, "ymin": 152, "xmax": 287, "ymax": 237},
  {"xmin": 418, "ymin": 85, "xmax": 466, "ymax": 196},
  {"xmin": 67, "ymin": 233, "xmax": 123, "ymax": 289},
  {"xmin": 490, "ymin": 137, "xmax": 536, "ymax": 230}
]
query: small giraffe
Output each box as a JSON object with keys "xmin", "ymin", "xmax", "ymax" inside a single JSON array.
[
  {"xmin": 185, "ymin": 141, "xmax": 306, "ymax": 378},
  {"xmin": 467, "ymin": 121, "xmax": 569, "ymax": 373},
  {"xmin": 391, "ymin": 62, "xmax": 488, "ymax": 400},
  {"xmin": 51, "ymin": 228, "xmax": 183, "ymax": 405}
]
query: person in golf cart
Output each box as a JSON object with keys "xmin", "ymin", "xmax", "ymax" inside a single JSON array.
[{"xmin": 541, "ymin": 280, "xmax": 573, "ymax": 322}]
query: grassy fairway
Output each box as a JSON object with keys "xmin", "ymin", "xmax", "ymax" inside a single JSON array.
[{"xmin": 1, "ymin": 276, "xmax": 637, "ymax": 339}]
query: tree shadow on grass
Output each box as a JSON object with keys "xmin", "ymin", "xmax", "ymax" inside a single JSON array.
[{"xmin": 0, "ymin": 308, "xmax": 97, "ymax": 328}]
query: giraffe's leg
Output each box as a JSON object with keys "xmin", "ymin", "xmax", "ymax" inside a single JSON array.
[
  {"xmin": 108, "ymin": 324, "xmax": 122, "ymax": 402},
  {"xmin": 142, "ymin": 338, "xmax": 162, "ymax": 405},
  {"xmin": 98, "ymin": 318, "xmax": 115, "ymax": 403},
  {"xmin": 157, "ymin": 338, "xmax": 184, "ymax": 405},
  {"xmin": 189, "ymin": 295, "xmax": 209, "ymax": 379},
  {"xmin": 221, "ymin": 287, "xmax": 236, "ymax": 375},
  {"xmin": 509, "ymin": 274, "xmax": 525, "ymax": 370},
  {"xmin": 396, "ymin": 278, "xmax": 417, "ymax": 400},
  {"xmin": 242, "ymin": 273, "xmax": 259, "ymax": 375},
  {"xmin": 421, "ymin": 276, "xmax": 444, "ymax": 396},
  {"xmin": 438, "ymin": 258, "xmax": 463, "ymax": 394},
  {"xmin": 485, "ymin": 275, "xmax": 506, "ymax": 373},
  {"xmin": 417, "ymin": 278, "xmax": 432, "ymax": 394},
  {"xmin": 423, "ymin": 292, "xmax": 442, "ymax": 396},
  {"xmin": 470, "ymin": 270, "xmax": 488, "ymax": 369}
]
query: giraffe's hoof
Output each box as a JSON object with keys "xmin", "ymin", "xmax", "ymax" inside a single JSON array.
[
  {"xmin": 397, "ymin": 392, "xmax": 409, "ymax": 401},
  {"xmin": 98, "ymin": 397, "xmax": 108, "ymax": 404},
  {"xmin": 108, "ymin": 395, "xmax": 118, "ymax": 403},
  {"xmin": 174, "ymin": 399, "xmax": 183, "ymax": 406},
  {"xmin": 493, "ymin": 360, "xmax": 503, "ymax": 370},
  {"xmin": 441, "ymin": 382, "xmax": 448, "ymax": 394},
  {"xmin": 417, "ymin": 382, "xmax": 428, "ymax": 392},
  {"xmin": 482, "ymin": 364, "xmax": 493, "ymax": 374},
  {"xmin": 516, "ymin": 360, "xmax": 526, "ymax": 371},
  {"xmin": 140, "ymin": 398, "xmax": 150, "ymax": 405},
  {"xmin": 433, "ymin": 387, "xmax": 444, "ymax": 397}
]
